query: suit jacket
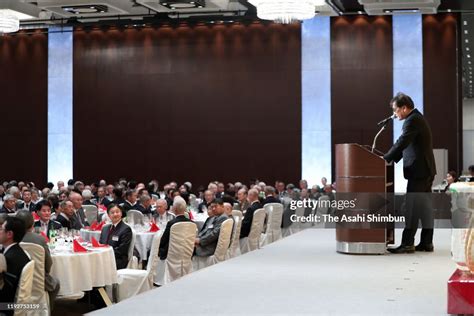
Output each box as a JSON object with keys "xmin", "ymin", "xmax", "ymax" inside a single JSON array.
[
  {"xmin": 75, "ymin": 207, "xmax": 89, "ymax": 227},
  {"xmin": 384, "ymin": 109, "xmax": 436, "ymax": 180},
  {"xmin": 17, "ymin": 201, "xmax": 36, "ymax": 212},
  {"xmin": 158, "ymin": 215, "xmax": 192, "ymax": 260},
  {"xmin": 22, "ymin": 232, "xmax": 59, "ymax": 292},
  {"xmin": 0, "ymin": 206, "xmax": 15, "ymax": 214},
  {"xmin": 240, "ymin": 201, "xmax": 263, "ymax": 238},
  {"xmin": 96, "ymin": 197, "xmax": 111, "ymax": 207},
  {"xmin": 263, "ymin": 196, "xmax": 281, "ymax": 205},
  {"xmin": 56, "ymin": 213, "xmax": 82, "ymax": 230},
  {"xmin": 33, "ymin": 220, "xmax": 63, "ymax": 237},
  {"xmin": 99, "ymin": 220, "xmax": 132, "ymax": 269},
  {"xmin": 238, "ymin": 200, "xmax": 250, "ymax": 214},
  {"xmin": 195, "ymin": 213, "xmax": 229, "ymax": 257},
  {"xmin": 197, "ymin": 201, "xmax": 210, "ymax": 213},
  {"xmin": 0, "ymin": 244, "xmax": 30, "ymax": 305},
  {"xmin": 121, "ymin": 201, "xmax": 136, "ymax": 216},
  {"xmin": 134, "ymin": 203, "xmax": 152, "ymax": 215}
]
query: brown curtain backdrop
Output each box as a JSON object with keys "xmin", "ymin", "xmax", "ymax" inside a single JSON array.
[
  {"xmin": 330, "ymin": 16, "xmax": 394, "ymax": 180},
  {"xmin": 423, "ymin": 13, "xmax": 462, "ymax": 173},
  {"xmin": 0, "ymin": 31, "xmax": 48, "ymax": 186},
  {"xmin": 73, "ymin": 23, "xmax": 301, "ymax": 187}
]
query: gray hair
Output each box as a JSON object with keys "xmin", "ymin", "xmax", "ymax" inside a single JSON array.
[
  {"xmin": 139, "ymin": 194, "xmax": 151, "ymax": 204},
  {"xmin": 172, "ymin": 196, "xmax": 187, "ymax": 213},
  {"xmin": 8, "ymin": 186, "xmax": 19, "ymax": 194},
  {"xmin": 82, "ymin": 189, "xmax": 93, "ymax": 200},
  {"xmin": 3, "ymin": 194, "xmax": 15, "ymax": 201}
]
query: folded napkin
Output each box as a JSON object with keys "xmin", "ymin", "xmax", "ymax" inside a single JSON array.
[
  {"xmin": 91, "ymin": 237, "xmax": 108, "ymax": 247},
  {"xmin": 149, "ymin": 222, "xmax": 160, "ymax": 232},
  {"xmin": 98, "ymin": 204, "xmax": 107, "ymax": 212},
  {"xmin": 90, "ymin": 221, "xmax": 104, "ymax": 231},
  {"xmin": 89, "ymin": 221, "xmax": 98, "ymax": 231},
  {"xmin": 73, "ymin": 239, "xmax": 88, "ymax": 252},
  {"xmin": 33, "ymin": 212, "xmax": 40, "ymax": 221},
  {"xmin": 188, "ymin": 211, "xmax": 194, "ymax": 220},
  {"xmin": 40, "ymin": 231, "xmax": 50, "ymax": 243}
]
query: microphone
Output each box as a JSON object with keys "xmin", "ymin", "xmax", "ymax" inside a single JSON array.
[{"xmin": 377, "ymin": 114, "xmax": 396, "ymax": 127}]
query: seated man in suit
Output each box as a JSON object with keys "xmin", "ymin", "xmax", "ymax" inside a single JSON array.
[
  {"xmin": 154, "ymin": 199, "xmax": 175, "ymax": 225},
  {"xmin": 17, "ymin": 211, "xmax": 60, "ymax": 311},
  {"xmin": 0, "ymin": 217, "xmax": 30, "ymax": 314},
  {"xmin": 82, "ymin": 189, "xmax": 96, "ymax": 206},
  {"xmin": 99, "ymin": 204, "xmax": 132, "ymax": 269},
  {"xmin": 96, "ymin": 186, "xmax": 111, "ymax": 208},
  {"xmin": 262, "ymin": 186, "xmax": 281, "ymax": 205},
  {"xmin": 158, "ymin": 196, "xmax": 192, "ymax": 260},
  {"xmin": 198, "ymin": 190, "xmax": 214, "ymax": 213},
  {"xmin": 68, "ymin": 192, "xmax": 89, "ymax": 228},
  {"xmin": 194, "ymin": 199, "xmax": 229, "ymax": 257},
  {"xmin": 17, "ymin": 189, "xmax": 35, "ymax": 212},
  {"xmin": 121, "ymin": 190, "xmax": 138, "ymax": 216},
  {"xmin": 134, "ymin": 194, "xmax": 152, "ymax": 215},
  {"xmin": 56, "ymin": 200, "xmax": 83, "ymax": 230},
  {"xmin": 240, "ymin": 189, "xmax": 262, "ymax": 239},
  {"xmin": 0, "ymin": 194, "xmax": 17, "ymax": 214},
  {"xmin": 33, "ymin": 201, "xmax": 62, "ymax": 237},
  {"xmin": 236, "ymin": 188, "xmax": 250, "ymax": 214}
]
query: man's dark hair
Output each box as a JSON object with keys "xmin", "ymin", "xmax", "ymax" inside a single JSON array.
[
  {"xmin": 35, "ymin": 200, "xmax": 52, "ymax": 212},
  {"xmin": 210, "ymin": 198, "xmax": 224, "ymax": 205},
  {"xmin": 46, "ymin": 182, "xmax": 54, "ymax": 190},
  {"xmin": 107, "ymin": 203, "xmax": 124, "ymax": 215},
  {"xmin": 113, "ymin": 187, "xmax": 123, "ymax": 198},
  {"xmin": 4, "ymin": 217, "xmax": 27, "ymax": 242},
  {"xmin": 125, "ymin": 189, "xmax": 135, "ymax": 199},
  {"xmin": 391, "ymin": 92, "xmax": 415, "ymax": 109},
  {"xmin": 67, "ymin": 179, "xmax": 75, "ymax": 186},
  {"xmin": 16, "ymin": 210, "xmax": 34, "ymax": 230},
  {"xmin": 128, "ymin": 181, "xmax": 137, "ymax": 190},
  {"xmin": 469, "ymin": 165, "xmax": 474, "ymax": 172}
]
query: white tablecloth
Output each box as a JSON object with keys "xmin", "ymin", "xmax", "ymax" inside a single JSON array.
[
  {"xmin": 51, "ymin": 247, "xmax": 117, "ymax": 296},
  {"xmin": 192, "ymin": 213, "xmax": 208, "ymax": 231},
  {"xmin": 80, "ymin": 228, "xmax": 161, "ymax": 260}
]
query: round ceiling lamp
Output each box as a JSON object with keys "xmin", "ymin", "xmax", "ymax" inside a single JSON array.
[
  {"xmin": 0, "ymin": 10, "xmax": 20, "ymax": 33},
  {"xmin": 249, "ymin": 0, "xmax": 325, "ymax": 24}
]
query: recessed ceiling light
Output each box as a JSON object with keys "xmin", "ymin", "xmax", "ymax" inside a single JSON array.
[
  {"xmin": 465, "ymin": 30, "xmax": 469, "ymax": 34},
  {"xmin": 464, "ymin": 21, "xmax": 468, "ymax": 25},
  {"xmin": 447, "ymin": 9, "xmax": 452, "ymax": 12},
  {"xmin": 358, "ymin": 11, "xmax": 363, "ymax": 14}
]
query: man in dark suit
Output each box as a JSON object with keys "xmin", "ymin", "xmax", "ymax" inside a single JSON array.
[
  {"xmin": 195, "ymin": 199, "xmax": 229, "ymax": 257},
  {"xmin": 134, "ymin": 195, "xmax": 152, "ymax": 215},
  {"xmin": 17, "ymin": 211, "xmax": 60, "ymax": 311},
  {"xmin": 121, "ymin": 190, "xmax": 138, "ymax": 216},
  {"xmin": 197, "ymin": 190, "xmax": 214, "ymax": 213},
  {"xmin": 96, "ymin": 186, "xmax": 111, "ymax": 208},
  {"xmin": 17, "ymin": 189, "xmax": 35, "ymax": 212},
  {"xmin": 33, "ymin": 201, "xmax": 62, "ymax": 237},
  {"xmin": 0, "ymin": 217, "xmax": 30, "ymax": 314},
  {"xmin": 99, "ymin": 204, "xmax": 132, "ymax": 269},
  {"xmin": 262, "ymin": 186, "xmax": 281, "ymax": 205},
  {"xmin": 0, "ymin": 194, "xmax": 17, "ymax": 214},
  {"xmin": 158, "ymin": 196, "xmax": 193, "ymax": 260},
  {"xmin": 69, "ymin": 192, "xmax": 89, "ymax": 228},
  {"xmin": 240, "ymin": 189, "xmax": 263, "ymax": 238},
  {"xmin": 56, "ymin": 200, "xmax": 83, "ymax": 230},
  {"xmin": 384, "ymin": 93, "xmax": 436, "ymax": 253}
]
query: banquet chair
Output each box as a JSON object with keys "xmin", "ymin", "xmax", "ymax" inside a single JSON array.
[
  {"xmin": 125, "ymin": 230, "xmax": 138, "ymax": 269},
  {"xmin": 14, "ymin": 261, "xmax": 35, "ymax": 316},
  {"xmin": 154, "ymin": 222, "xmax": 197, "ymax": 286},
  {"xmin": 115, "ymin": 233, "xmax": 162, "ymax": 302},
  {"xmin": 192, "ymin": 219, "xmax": 233, "ymax": 271},
  {"xmin": 83, "ymin": 205, "xmax": 99, "ymax": 224},
  {"xmin": 19, "ymin": 242, "xmax": 49, "ymax": 316},
  {"xmin": 227, "ymin": 210, "xmax": 243, "ymax": 259},
  {"xmin": 127, "ymin": 210, "xmax": 144, "ymax": 226},
  {"xmin": 260, "ymin": 203, "xmax": 284, "ymax": 247},
  {"xmin": 240, "ymin": 208, "xmax": 266, "ymax": 254},
  {"xmin": 288, "ymin": 206, "xmax": 305, "ymax": 235},
  {"xmin": 317, "ymin": 195, "xmax": 331, "ymax": 228}
]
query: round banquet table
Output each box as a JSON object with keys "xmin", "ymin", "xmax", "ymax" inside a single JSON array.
[
  {"xmin": 80, "ymin": 228, "xmax": 162, "ymax": 261},
  {"xmin": 50, "ymin": 246, "xmax": 117, "ymax": 296}
]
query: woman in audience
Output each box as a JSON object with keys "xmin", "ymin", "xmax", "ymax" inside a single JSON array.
[
  {"xmin": 443, "ymin": 170, "xmax": 458, "ymax": 192},
  {"xmin": 99, "ymin": 204, "xmax": 132, "ymax": 269}
]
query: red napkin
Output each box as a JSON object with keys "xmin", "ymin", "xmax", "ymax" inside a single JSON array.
[
  {"xmin": 91, "ymin": 237, "xmax": 108, "ymax": 247},
  {"xmin": 188, "ymin": 211, "xmax": 194, "ymax": 220},
  {"xmin": 73, "ymin": 239, "xmax": 88, "ymax": 252},
  {"xmin": 40, "ymin": 231, "xmax": 49, "ymax": 243},
  {"xmin": 90, "ymin": 221, "xmax": 98, "ymax": 230},
  {"xmin": 149, "ymin": 222, "xmax": 160, "ymax": 232},
  {"xmin": 98, "ymin": 204, "xmax": 107, "ymax": 212},
  {"xmin": 97, "ymin": 221, "xmax": 105, "ymax": 231},
  {"xmin": 33, "ymin": 212, "xmax": 40, "ymax": 221}
]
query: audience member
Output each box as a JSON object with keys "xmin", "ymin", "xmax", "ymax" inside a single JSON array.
[
  {"xmin": 195, "ymin": 198, "xmax": 229, "ymax": 257},
  {"xmin": 0, "ymin": 194, "xmax": 16, "ymax": 214},
  {"xmin": 154, "ymin": 199, "xmax": 175, "ymax": 224},
  {"xmin": 33, "ymin": 201, "xmax": 62, "ymax": 236},
  {"xmin": 240, "ymin": 189, "xmax": 262, "ymax": 239}
]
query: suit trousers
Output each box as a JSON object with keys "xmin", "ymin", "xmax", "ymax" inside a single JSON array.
[{"xmin": 401, "ymin": 176, "xmax": 434, "ymax": 246}]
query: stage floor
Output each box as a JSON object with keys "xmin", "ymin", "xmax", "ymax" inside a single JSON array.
[{"xmin": 90, "ymin": 228, "xmax": 455, "ymax": 316}]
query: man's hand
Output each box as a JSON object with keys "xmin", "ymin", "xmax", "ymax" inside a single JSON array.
[{"xmin": 194, "ymin": 238, "xmax": 200, "ymax": 246}]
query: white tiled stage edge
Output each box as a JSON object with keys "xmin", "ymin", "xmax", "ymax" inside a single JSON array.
[{"xmin": 90, "ymin": 228, "xmax": 455, "ymax": 316}]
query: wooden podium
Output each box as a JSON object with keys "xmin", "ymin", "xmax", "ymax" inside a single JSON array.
[{"xmin": 335, "ymin": 143, "xmax": 394, "ymax": 254}]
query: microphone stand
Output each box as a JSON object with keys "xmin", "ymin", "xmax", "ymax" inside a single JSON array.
[{"xmin": 371, "ymin": 122, "xmax": 389, "ymax": 152}]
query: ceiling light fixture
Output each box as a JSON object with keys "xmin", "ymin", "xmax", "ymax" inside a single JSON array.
[
  {"xmin": 248, "ymin": 0, "xmax": 325, "ymax": 24},
  {"xmin": 0, "ymin": 10, "xmax": 20, "ymax": 33}
]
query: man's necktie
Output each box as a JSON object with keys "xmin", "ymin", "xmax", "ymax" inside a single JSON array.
[{"xmin": 106, "ymin": 225, "xmax": 116, "ymax": 243}]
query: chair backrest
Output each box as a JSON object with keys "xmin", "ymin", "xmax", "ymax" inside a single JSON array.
[
  {"xmin": 229, "ymin": 211, "xmax": 243, "ymax": 256},
  {"xmin": 146, "ymin": 233, "xmax": 162, "ymax": 280},
  {"xmin": 212, "ymin": 219, "xmax": 233, "ymax": 261},
  {"xmin": 248, "ymin": 208, "xmax": 266, "ymax": 250},
  {"xmin": 83, "ymin": 205, "xmax": 99, "ymax": 224},
  {"xmin": 127, "ymin": 229, "xmax": 136, "ymax": 268},
  {"xmin": 127, "ymin": 210, "xmax": 144, "ymax": 226},
  {"xmin": 264, "ymin": 203, "xmax": 284, "ymax": 240},
  {"xmin": 167, "ymin": 222, "xmax": 197, "ymax": 265},
  {"xmin": 317, "ymin": 195, "xmax": 330, "ymax": 215},
  {"xmin": 15, "ymin": 261, "xmax": 35, "ymax": 306},
  {"xmin": 19, "ymin": 242, "xmax": 45, "ymax": 302}
]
